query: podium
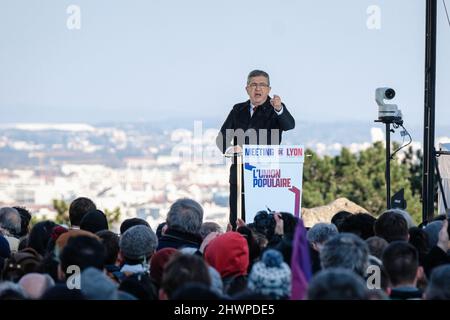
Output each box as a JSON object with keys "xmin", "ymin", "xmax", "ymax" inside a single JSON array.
[{"xmin": 241, "ymin": 145, "xmax": 305, "ymax": 223}]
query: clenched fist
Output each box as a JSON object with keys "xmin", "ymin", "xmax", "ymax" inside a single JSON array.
[{"xmin": 270, "ymin": 95, "xmax": 283, "ymax": 112}]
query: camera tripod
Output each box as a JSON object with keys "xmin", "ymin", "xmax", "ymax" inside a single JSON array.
[{"xmin": 375, "ymin": 117, "xmax": 404, "ymax": 209}]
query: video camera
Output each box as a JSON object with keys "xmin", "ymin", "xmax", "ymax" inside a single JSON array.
[
  {"xmin": 252, "ymin": 210, "xmax": 277, "ymax": 238},
  {"xmin": 375, "ymin": 87, "xmax": 403, "ymax": 124}
]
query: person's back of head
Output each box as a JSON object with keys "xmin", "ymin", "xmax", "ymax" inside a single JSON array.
[
  {"xmin": 224, "ymin": 274, "xmax": 248, "ymax": 297},
  {"xmin": 41, "ymin": 283, "xmax": 85, "ymax": 300},
  {"xmin": 365, "ymin": 236, "xmax": 389, "ymax": 260},
  {"xmin": 160, "ymin": 253, "xmax": 211, "ymax": 300},
  {"xmin": 374, "ymin": 211, "xmax": 409, "ymax": 243},
  {"xmin": 166, "ymin": 198, "xmax": 203, "ymax": 235},
  {"xmin": 80, "ymin": 267, "xmax": 120, "ymax": 300},
  {"xmin": 307, "ymin": 223, "xmax": 338, "ymax": 250},
  {"xmin": 279, "ymin": 212, "xmax": 298, "ymax": 236},
  {"xmin": 171, "ymin": 282, "xmax": 223, "ymax": 300},
  {"xmin": 331, "ymin": 211, "xmax": 352, "ymax": 232},
  {"xmin": 18, "ymin": 273, "xmax": 54, "ymax": 299},
  {"xmin": 408, "ymin": 227, "xmax": 429, "ymax": 258},
  {"xmin": 28, "ymin": 220, "xmax": 57, "ymax": 257},
  {"xmin": 307, "ymin": 268, "xmax": 368, "ymax": 300},
  {"xmin": 150, "ymin": 248, "xmax": 179, "ymax": 287},
  {"xmin": 200, "ymin": 222, "xmax": 223, "ymax": 240},
  {"xmin": 0, "ymin": 207, "xmax": 21, "ymax": 237},
  {"xmin": 119, "ymin": 225, "xmax": 158, "ymax": 265},
  {"xmin": 389, "ymin": 209, "xmax": 416, "ymax": 229},
  {"xmin": 69, "ymin": 197, "xmax": 96, "ymax": 227},
  {"xmin": 340, "ymin": 213, "xmax": 376, "ymax": 240},
  {"xmin": 12, "ymin": 207, "xmax": 32, "ymax": 238},
  {"xmin": 80, "ymin": 209, "xmax": 108, "ymax": 234},
  {"xmin": 120, "ymin": 217, "xmax": 150, "ymax": 235},
  {"xmin": 320, "ymin": 233, "xmax": 369, "ymax": 277},
  {"xmin": 96, "ymin": 230, "xmax": 119, "ymax": 266},
  {"xmin": 382, "ymin": 241, "xmax": 420, "ymax": 288},
  {"xmin": 425, "ymin": 265, "xmax": 450, "ymax": 300},
  {"xmin": 118, "ymin": 273, "xmax": 158, "ymax": 300},
  {"xmin": 59, "ymin": 235, "xmax": 105, "ymax": 279}
]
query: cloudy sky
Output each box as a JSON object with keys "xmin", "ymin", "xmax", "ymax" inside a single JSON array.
[{"xmin": 1, "ymin": 0, "xmax": 449, "ymax": 128}]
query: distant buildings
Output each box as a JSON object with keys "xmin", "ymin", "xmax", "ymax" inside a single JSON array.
[{"xmin": 0, "ymin": 122, "xmax": 447, "ymax": 232}]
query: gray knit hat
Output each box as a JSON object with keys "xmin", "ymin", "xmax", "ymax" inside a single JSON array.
[
  {"xmin": 119, "ymin": 225, "xmax": 158, "ymax": 260},
  {"xmin": 248, "ymin": 249, "xmax": 291, "ymax": 299},
  {"xmin": 424, "ymin": 220, "xmax": 443, "ymax": 249}
]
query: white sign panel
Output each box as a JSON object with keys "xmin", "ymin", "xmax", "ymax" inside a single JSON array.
[{"xmin": 243, "ymin": 145, "xmax": 304, "ymax": 223}]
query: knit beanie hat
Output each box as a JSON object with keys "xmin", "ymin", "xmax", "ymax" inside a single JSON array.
[
  {"xmin": 424, "ymin": 220, "xmax": 443, "ymax": 249},
  {"xmin": 80, "ymin": 210, "xmax": 109, "ymax": 234},
  {"xmin": 150, "ymin": 247, "xmax": 178, "ymax": 285},
  {"xmin": 248, "ymin": 249, "xmax": 291, "ymax": 299},
  {"xmin": 204, "ymin": 232, "xmax": 249, "ymax": 278},
  {"xmin": 120, "ymin": 225, "xmax": 158, "ymax": 260}
]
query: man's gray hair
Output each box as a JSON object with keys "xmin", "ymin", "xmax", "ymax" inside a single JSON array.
[
  {"xmin": 247, "ymin": 70, "xmax": 270, "ymax": 86},
  {"xmin": 0, "ymin": 207, "xmax": 21, "ymax": 237},
  {"xmin": 199, "ymin": 222, "xmax": 223, "ymax": 239},
  {"xmin": 320, "ymin": 233, "xmax": 370, "ymax": 278},
  {"xmin": 166, "ymin": 198, "xmax": 204, "ymax": 234},
  {"xmin": 307, "ymin": 223, "xmax": 338, "ymax": 245}
]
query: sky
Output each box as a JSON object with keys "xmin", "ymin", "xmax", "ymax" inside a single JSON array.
[{"xmin": 0, "ymin": 0, "xmax": 449, "ymax": 128}]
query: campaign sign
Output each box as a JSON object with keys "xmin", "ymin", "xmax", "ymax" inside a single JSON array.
[{"xmin": 243, "ymin": 145, "xmax": 304, "ymax": 223}]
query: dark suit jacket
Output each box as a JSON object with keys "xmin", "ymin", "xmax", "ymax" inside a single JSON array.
[
  {"xmin": 216, "ymin": 97, "xmax": 295, "ymax": 183},
  {"xmin": 156, "ymin": 228, "xmax": 203, "ymax": 251}
]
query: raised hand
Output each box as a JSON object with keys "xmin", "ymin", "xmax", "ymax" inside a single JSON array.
[{"xmin": 270, "ymin": 95, "xmax": 282, "ymax": 112}]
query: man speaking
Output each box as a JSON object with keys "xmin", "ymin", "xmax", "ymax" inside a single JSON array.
[{"xmin": 216, "ymin": 70, "xmax": 295, "ymax": 229}]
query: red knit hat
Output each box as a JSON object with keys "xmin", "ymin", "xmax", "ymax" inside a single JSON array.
[{"xmin": 204, "ymin": 232, "xmax": 249, "ymax": 278}]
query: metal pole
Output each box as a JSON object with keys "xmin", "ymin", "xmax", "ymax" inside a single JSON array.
[
  {"xmin": 422, "ymin": 0, "xmax": 437, "ymax": 223},
  {"xmin": 237, "ymin": 153, "xmax": 242, "ymax": 221},
  {"xmin": 386, "ymin": 122, "xmax": 391, "ymax": 209}
]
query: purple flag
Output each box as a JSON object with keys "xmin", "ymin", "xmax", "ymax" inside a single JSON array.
[{"xmin": 290, "ymin": 219, "xmax": 312, "ymax": 300}]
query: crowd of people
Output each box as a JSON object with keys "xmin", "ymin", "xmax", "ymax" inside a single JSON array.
[{"xmin": 0, "ymin": 197, "xmax": 449, "ymax": 300}]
